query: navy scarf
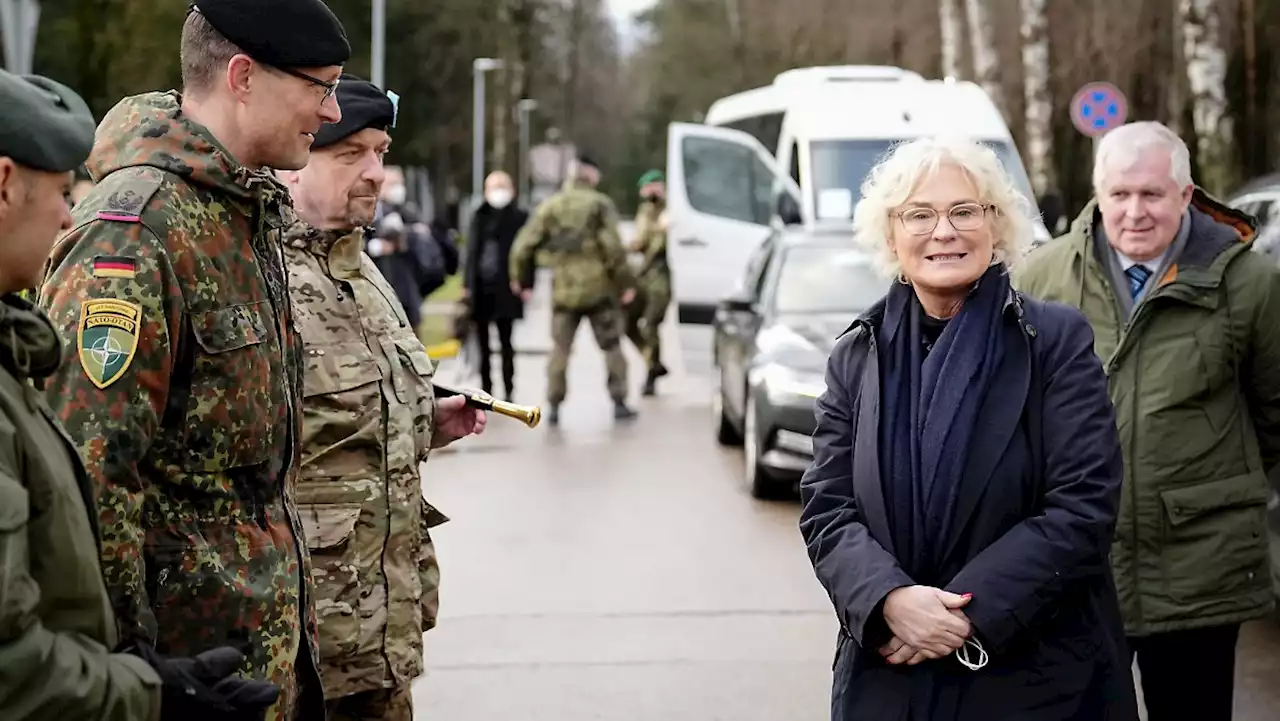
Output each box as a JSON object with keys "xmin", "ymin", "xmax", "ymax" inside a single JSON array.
[{"xmin": 877, "ymin": 264, "xmax": 1010, "ymax": 582}]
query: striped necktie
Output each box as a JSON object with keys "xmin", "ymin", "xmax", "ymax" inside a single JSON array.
[{"xmin": 1125, "ymin": 264, "xmax": 1152, "ymax": 299}]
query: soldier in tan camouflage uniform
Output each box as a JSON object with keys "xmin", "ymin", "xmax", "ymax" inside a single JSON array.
[
  {"xmin": 509, "ymin": 155, "xmax": 639, "ymax": 425},
  {"xmin": 625, "ymin": 169, "xmax": 672, "ymax": 397},
  {"xmin": 37, "ymin": 2, "xmax": 351, "ymax": 719},
  {"xmin": 277, "ymin": 75, "xmax": 486, "ymax": 721}
]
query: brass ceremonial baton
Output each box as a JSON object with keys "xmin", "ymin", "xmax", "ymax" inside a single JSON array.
[{"xmin": 432, "ymin": 382, "xmax": 542, "ymax": 429}]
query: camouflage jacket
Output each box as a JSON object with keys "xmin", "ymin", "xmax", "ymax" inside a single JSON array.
[
  {"xmin": 283, "ymin": 222, "xmax": 447, "ymax": 698},
  {"xmin": 0, "ymin": 294, "xmax": 161, "ymax": 720},
  {"xmin": 630, "ymin": 199, "xmax": 670, "ymax": 282},
  {"xmin": 509, "ymin": 180, "xmax": 635, "ymax": 311},
  {"xmin": 37, "ymin": 91, "xmax": 320, "ymax": 721}
]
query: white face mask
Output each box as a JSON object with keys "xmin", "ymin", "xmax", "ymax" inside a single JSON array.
[
  {"xmin": 383, "ymin": 184, "xmax": 407, "ymax": 206},
  {"xmin": 486, "ymin": 189, "xmax": 513, "ymax": 209}
]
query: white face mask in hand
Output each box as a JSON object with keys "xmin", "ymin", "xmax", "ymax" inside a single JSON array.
[
  {"xmin": 486, "ymin": 189, "xmax": 513, "ymax": 209},
  {"xmin": 383, "ymin": 183, "xmax": 407, "ymax": 206}
]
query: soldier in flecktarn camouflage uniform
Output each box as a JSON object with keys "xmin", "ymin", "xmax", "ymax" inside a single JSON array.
[
  {"xmin": 509, "ymin": 155, "xmax": 639, "ymax": 425},
  {"xmin": 277, "ymin": 76, "xmax": 486, "ymax": 721},
  {"xmin": 624, "ymin": 169, "xmax": 672, "ymax": 397},
  {"xmin": 37, "ymin": 2, "xmax": 351, "ymax": 719}
]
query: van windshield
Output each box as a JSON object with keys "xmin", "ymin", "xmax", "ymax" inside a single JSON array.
[{"xmin": 809, "ymin": 139, "xmax": 1038, "ymax": 222}]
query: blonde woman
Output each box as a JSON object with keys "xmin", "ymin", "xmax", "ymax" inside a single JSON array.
[{"xmin": 799, "ymin": 137, "xmax": 1138, "ymax": 720}]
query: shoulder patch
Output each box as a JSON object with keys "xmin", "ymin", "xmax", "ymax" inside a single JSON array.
[
  {"xmin": 77, "ymin": 298, "xmax": 142, "ymax": 389},
  {"xmin": 94, "ymin": 166, "xmax": 166, "ymax": 223}
]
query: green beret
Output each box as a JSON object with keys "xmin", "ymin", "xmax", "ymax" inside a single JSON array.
[
  {"xmin": 0, "ymin": 69, "xmax": 96, "ymax": 173},
  {"xmin": 312, "ymin": 75, "xmax": 396, "ymax": 149},
  {"xmin": 191, "ymin": 0, "xmax": 350, "ymax": 68},
  {"xmin": 637, "ymin": 169, "xmax": 664, "ymax": 189}
]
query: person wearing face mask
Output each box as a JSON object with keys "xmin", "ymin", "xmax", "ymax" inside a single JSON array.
[
  {"xmin": 369, "ymin": 168, "xmax": 459, "ymax": 331},
  {"xmin": 463, "ymin": 171, "xmax": 530, "ymax": 399},
  {"xmin": 624, "ymin": 169, "xmax": 671, "ymax": 396}
]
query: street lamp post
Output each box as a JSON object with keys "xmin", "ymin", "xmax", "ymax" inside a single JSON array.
[
  {"xmin": 471, "ymin": 58, "xmax": 503, "ymax": 207},
  {"xmin": 370, "ymin": 0, "xmax": 385, "ymax": 89},
  {"xmin": 0, "ymin": 0, "xmax": 40, "ymax": 75},
  {"xmin": 517, "ymin": 98, "xmax": 538, "ymax": 208}
]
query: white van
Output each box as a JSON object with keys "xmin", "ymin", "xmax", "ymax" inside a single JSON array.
[{"xmin": 666, "ymin": 65, "xmax": 1047, "ymax": 321}]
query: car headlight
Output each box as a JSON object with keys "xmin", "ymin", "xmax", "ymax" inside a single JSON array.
[{"xmin": 756, "ymin": 362, "xmax": 826, "ymax": 403}]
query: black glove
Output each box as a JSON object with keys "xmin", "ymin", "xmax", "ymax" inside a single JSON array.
[{"xmin": 128, "ymin": 643, "xmax": 281, "ymax": 720}]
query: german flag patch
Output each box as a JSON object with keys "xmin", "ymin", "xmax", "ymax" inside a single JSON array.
[{"xmin": 92, "ymin": 256, "xmax": 137, "ymax": 279}]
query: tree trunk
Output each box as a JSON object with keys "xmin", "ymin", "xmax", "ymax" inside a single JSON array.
[
  {"xmin": 1242, "ymin": 0, "xmax": 1258, "ymax": 166},
  {"xmin": 963, "ymin": 0, "xmax": 1007, "ymax": 120},
  {"xmin": 563, "ymin": 0, "xmax": 585, "ymax": 153},
  {"xmin": 493, "ymin": 2, "xmax": 511, "ymax": 175},
  {"xmin": 1020, "ymin": 0, "xmax": 1056, "ymax": 196},
  {"xmin": 939, "ymin": 0, "xmax": 963, "ymax": 78},
  {"xmin": 1179, "ymin": 0, "xmax": 1234, "ymax": 193}
]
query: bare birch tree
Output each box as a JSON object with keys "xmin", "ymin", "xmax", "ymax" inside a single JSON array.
[
  {"xmin": 1179, "ymin": 0, "xmax": 1233, "ymax": 192},
  {"xmin": 1020, "ymin": 0, "xmax": 1055, "ymax": 196},
  {"xmin": 939, "ymin": 0, "xmax": 963, "ymax": 78},
  {"xmin": 963, "ymin": 0, "xmax": 1006, "ymax": 119}
]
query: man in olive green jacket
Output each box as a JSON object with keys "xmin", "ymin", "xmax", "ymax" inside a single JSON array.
[{"xmin": 1017, "ymin": 121, "xmax": 1280, "ymax": 721}]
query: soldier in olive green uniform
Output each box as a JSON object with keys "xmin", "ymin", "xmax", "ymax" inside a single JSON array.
[
  {"xmin": 624, "ymin": 169, "xmax": 672, "ymax": 396},
  {"xmin": 0, "ymin": 69, "xmax": 277, "ymax": 720},
  {"xmin": 278, "ymin": 76, "xmax": 485, "ymax": 721},
  {"xmin": 510, "ymin": 156, "xmax": 639, "ymax": 425}
]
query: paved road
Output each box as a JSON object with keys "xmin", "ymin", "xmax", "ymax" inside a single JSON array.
[{"xmin": 416, "ymin": 282, "xmax": 1280, "ymax": 719}]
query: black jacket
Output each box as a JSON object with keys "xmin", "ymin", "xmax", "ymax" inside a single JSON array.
[
  {"xmin": 465, "ymin": 203, "xmax": 530, "ymax": 320},
  {"xmin": 800, "ymin": 291, "xmax": 1137, "ymax": 720}
]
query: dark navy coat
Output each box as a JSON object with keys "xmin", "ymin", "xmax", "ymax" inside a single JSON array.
[{"xmin": 799, "ymin": 290, "xmax": 1139, "ymax": 721}]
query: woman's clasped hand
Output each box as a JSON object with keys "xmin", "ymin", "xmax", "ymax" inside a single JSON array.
[{"xmin": 878, "ymin": 585, "xmax": 973, "ymax": 665}]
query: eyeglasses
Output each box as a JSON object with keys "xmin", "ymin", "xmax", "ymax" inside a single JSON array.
[
  {"xmin": 267, "ymin": 64, "xmax": 340, "ymax": 103},
  {"xmin": 893, "ymin": 202, "xmax": 994, "ymax": 235}
]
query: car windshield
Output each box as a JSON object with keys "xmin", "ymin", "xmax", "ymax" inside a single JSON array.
[
  {"xmin": 809, "ymin": 139, "xmax": 1039, "ymax": 222},
  {"xmin": 773, "ymin": 246, "xmax": 885, "ymax": 314}
]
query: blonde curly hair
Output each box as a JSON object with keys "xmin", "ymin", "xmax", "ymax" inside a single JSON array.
[{"xmin": 851, "ymin": 136, "xmax": 1038, "ymax": 280}]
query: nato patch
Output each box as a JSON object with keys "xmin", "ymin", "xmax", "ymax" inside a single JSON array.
[{"xmin": 77, "ymin": 298, "xmax": 141, "ymax": 389}]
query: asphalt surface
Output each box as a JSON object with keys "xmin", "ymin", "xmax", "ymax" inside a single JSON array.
[{"xmin": 412, "ymin": 275, "xmax": 1280, "ymax": 719}]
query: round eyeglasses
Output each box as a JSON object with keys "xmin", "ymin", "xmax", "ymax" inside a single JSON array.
[{"xmin": 893, "ymin": 202, "xmax": 994, "ymax": 235}]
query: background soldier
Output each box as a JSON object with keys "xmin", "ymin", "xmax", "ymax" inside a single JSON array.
[
  {"xmin": 278, "ymin": 75, "xmax": 486, "ymax": 721},
  {"xmin": 0, "ymin": 68, "xmax": 278, "ymax": 721},
  {"xmin": 509, "ymin": 155, "xmax": 638, "ymax": 425},
  {"xmin": 624, "ymin": 169, "xmax": 671, "ymax": 396},
  {"xmin": 36, "ymin": 2, "xmax": 350, "ymax": 719}
]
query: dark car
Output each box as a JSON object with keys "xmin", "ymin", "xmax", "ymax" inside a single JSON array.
[{"xmin": 711, "ymin": 234, "xmax": 883, "ymax": 499}]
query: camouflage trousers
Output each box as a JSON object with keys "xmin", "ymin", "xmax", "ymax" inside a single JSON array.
[
  {"xmin": 326, "ymin": 685, "xmax": 414, "ymax": 721},
  {"xmin": 548, "ymin": 304, "xmax": 628, "ymax": 403},
  {"xmin": 624, "ymin": 275, "xmax": 671, "ymax": 371}
]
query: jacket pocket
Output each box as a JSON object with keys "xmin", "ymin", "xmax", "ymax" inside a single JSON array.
[
  {"xmin": 1159, "ymin": 472, "xmax": 1271, "ymax": 602},
  {"xmin": 302, "ymin": 341, "xmax": 381, "ymax": 398},
  {"xmin": 387, "ymin": 335, "xmax": 435, "ymax": 457},
  {"xmin": 183, "ymin": 303, "xmax": 275, "ymax": 470},
  {"xmin": 297, "ymin": 501, "xmax": 364, "ymax": 660}
]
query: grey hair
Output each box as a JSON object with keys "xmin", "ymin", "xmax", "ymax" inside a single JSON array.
[
  {"xmin": 851, "ymin": 135, "xmax": 1037, "ymax": 279},
  {"xmin": 1092, "ymin": 121, "xmax": 1193, "ymax": 192}
]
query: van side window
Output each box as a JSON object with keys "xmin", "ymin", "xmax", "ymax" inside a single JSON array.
[
  {"xmin": 682, "ymin": 136, "xmax": 775, "ymax": 226},
  {"xmin": 789, "ymin": 142, "xmax": 800, "ymax": 184},
  {"xmin": 720, "ymin": 112, "xmax": 784, "ymax": 155}
]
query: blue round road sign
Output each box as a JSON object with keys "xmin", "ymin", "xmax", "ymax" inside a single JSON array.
[{"xmin": 1070, "ymin": 82, "xmax": 1128, "ymax": 137}]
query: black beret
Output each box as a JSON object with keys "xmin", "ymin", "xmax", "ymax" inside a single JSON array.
[
  {"xmin": 577, "ymin": 154, "xmax": 598, "ymax": 170},
  {"xmin": 311, "ymin": 75, "xmax": 396, "ymax": 149},
  {"xmin": 0, "ymin": 69, "xmax": 96, "ymax": 173},
  {"xmin": 191, "ymin": 0, "xmax": 350, "ymax": 68}
]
